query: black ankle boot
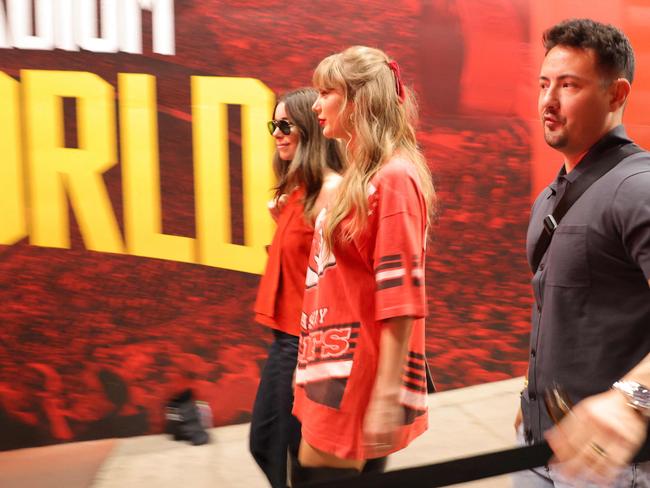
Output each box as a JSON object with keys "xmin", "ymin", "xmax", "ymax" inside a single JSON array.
[{"xmin": 164, "ymin": 389, "xmax": 210, "ymax": 446}]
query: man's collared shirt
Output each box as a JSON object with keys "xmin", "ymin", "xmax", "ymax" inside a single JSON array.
[{"xmin": 523, "ymin": 125, "xmax": 650, "ymax": 446}]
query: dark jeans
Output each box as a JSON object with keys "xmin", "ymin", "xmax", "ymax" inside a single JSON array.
[{"xmin": 250, "ymin": 329, "xmax": 301, "ymax": 488}]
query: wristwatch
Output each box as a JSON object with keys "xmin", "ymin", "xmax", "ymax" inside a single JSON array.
[{"xmin": 612, "ymin": 380, "xmax": 650, "ymax": 417}]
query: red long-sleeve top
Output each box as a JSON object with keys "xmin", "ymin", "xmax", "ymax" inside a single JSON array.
[{"xmin": 254, "ymin": 189, "xmax": 313, "ymax": 336}]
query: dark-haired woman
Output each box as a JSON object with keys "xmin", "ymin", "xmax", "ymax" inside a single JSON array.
[{"xmin": 249, "ymin": 88, "xmax": 343, "ymax": 488}]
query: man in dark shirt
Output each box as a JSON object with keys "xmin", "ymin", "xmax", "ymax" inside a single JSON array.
[{"xmin": 514, "ymin": 19, "xmax": 650, "ymax": 487}]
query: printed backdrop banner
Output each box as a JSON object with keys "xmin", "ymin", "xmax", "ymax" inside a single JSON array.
[{"xmin": 1, "ymin": 0, "xmax": 650, "ymax": 450}]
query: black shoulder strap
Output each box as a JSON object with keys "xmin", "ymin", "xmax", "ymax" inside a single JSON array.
[{"xmin": 531, "ymin": 142, "xmax": 643, "ymax": 273}]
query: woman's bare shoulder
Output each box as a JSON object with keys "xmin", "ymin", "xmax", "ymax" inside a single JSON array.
[{"xmin": 314, "ymin": 173, "xmax": 343, "ymax": 215}]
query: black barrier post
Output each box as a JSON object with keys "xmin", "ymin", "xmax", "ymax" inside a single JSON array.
[
  {"xmin": 302, "ymin": 440, "xmax": 650, "ymax": 488},
  {"xmin": 304, "ymin": 443, "xmax": 554, "ymax": 488},
  {"xmin": 303, "ymin": 442, "xmax": 650, "ymax": 488}
]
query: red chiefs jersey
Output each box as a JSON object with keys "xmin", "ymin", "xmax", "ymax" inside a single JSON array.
[{"xmin": 293, "ymin": 157, "xmax": 429, "ymax": 460}]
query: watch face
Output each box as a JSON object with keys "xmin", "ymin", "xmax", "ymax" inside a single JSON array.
[{"xmin": 633, "ymin": 386, "xmax": 650, "ymax": 409}]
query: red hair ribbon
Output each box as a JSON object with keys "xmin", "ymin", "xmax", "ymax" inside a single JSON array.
[{"xmin": 387, "ymin": 60, "xmax": 405, "ymax": 104}]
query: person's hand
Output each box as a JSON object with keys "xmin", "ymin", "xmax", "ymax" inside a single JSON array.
[
  {"xmin": 546, "ymin": 389, "xmax": 648, "ymax": 485},
  {"xmin": 514, "ymin": 406, "xmax": 523, "ymax": 433},
  {"xmin": 268, "ymin": 194, "xmax": 289, "ymax": 221},
  {"xmin": 363, "ymin": 391, "xmax": 403, "ymax": 457}
]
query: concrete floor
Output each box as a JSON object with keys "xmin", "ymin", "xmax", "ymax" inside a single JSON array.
[{"xmin": 0, "ymin": 377, "xmax": 525, "ymax": 488}]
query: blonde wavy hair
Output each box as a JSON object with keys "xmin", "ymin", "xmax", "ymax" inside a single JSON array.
[{"xmin": 313, "ymin": 46, "xmax": 435, "ymax": 247}]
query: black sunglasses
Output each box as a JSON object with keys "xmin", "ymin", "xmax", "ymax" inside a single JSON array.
[{"xmin": 267, "ymin": 119, "xmax": 294, "ymax": 136}]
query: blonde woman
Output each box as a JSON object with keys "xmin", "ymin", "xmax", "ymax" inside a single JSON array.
[{"xmin": 291, "ymin": 46, "xmax": 435, "ymax": 484}]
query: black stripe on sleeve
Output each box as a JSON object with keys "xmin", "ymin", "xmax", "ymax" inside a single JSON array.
[
  {"xmin": 403, "ymin": 380, "xmax": 428, "ymax": 393},
  {"xmin": 379, "ymin": 254, "xmax": 402, "ymax": 263},
  {"xmin": 377, "ymin": 278, "xmax": 404, "ymax": 290},
  {"xmin": 375, "ymin": 261, "xmax": 403, "ymax": 272}
]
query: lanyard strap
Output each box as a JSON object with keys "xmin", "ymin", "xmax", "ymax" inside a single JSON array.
[{"xmin": 531, "ymin": 141, "xmax": 642, "ymax": 273}]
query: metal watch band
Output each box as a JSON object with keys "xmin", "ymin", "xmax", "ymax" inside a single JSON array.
[{"xmin": 612, "ymin": 380, "xmax": 650, "ymax": 417}]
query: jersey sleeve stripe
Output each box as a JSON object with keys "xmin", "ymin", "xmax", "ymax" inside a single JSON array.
[
  {"xmin": 377, "ymin": 278, "xmax": 404, "ymax": 290},
  {"xmin": 295, "ymin": 360, "xmax": 353, "ymax": 384},
  {"xmin": 376, "ymin": 268, "xmax": 406, "ymax": 281}
]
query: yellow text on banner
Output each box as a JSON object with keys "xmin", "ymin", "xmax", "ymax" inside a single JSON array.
[
  {"xmin": 192, "ymin": 76, "xmax": 275, "ymax": 275},
  {"xmin": 0, "ymin": 72, "xmax": 27, "ymax": 245},
  {"xmin": 119, "ymin": 73, "xmax": 195, "ymax": 263},
  {"xmin": 22, "ymin": 69, "xmax": 124, "ymax": 253}
]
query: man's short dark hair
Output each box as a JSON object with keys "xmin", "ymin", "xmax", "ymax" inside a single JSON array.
[{"xmin": 543, "ymin": 18, "xmax": 635, "ymax": 84}]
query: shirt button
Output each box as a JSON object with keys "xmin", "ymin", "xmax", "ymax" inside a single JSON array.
[
  {"xmin": 539, "ymin": 262, "xmax": 545, "ymax": 271},
  {"xmin": 529, "ymin": 392, "xmax": 537, "ymax": 401}
]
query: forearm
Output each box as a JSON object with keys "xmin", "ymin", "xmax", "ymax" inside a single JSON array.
[
  {"xmin": 373, "ymin": 316, "xmax": 413, "ymax": 398},
  {"xmin": 623, "ymin": 283, "xmax": 650, "ymax": 383},
  {"xmin": 362, "ymin": 316, "xmax": 414, "ymax": 453},
  {"xmin": 622, "ymin": 352, "xmax": 650, "ymax": 385},
  {"xmin": 625, "ymin": 282, "xmax": 650, "ymax": 383}
]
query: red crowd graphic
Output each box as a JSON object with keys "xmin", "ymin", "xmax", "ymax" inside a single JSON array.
[{"xmin": 2, "ymin": 0, "xmax": 650, "ymax": 450}]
